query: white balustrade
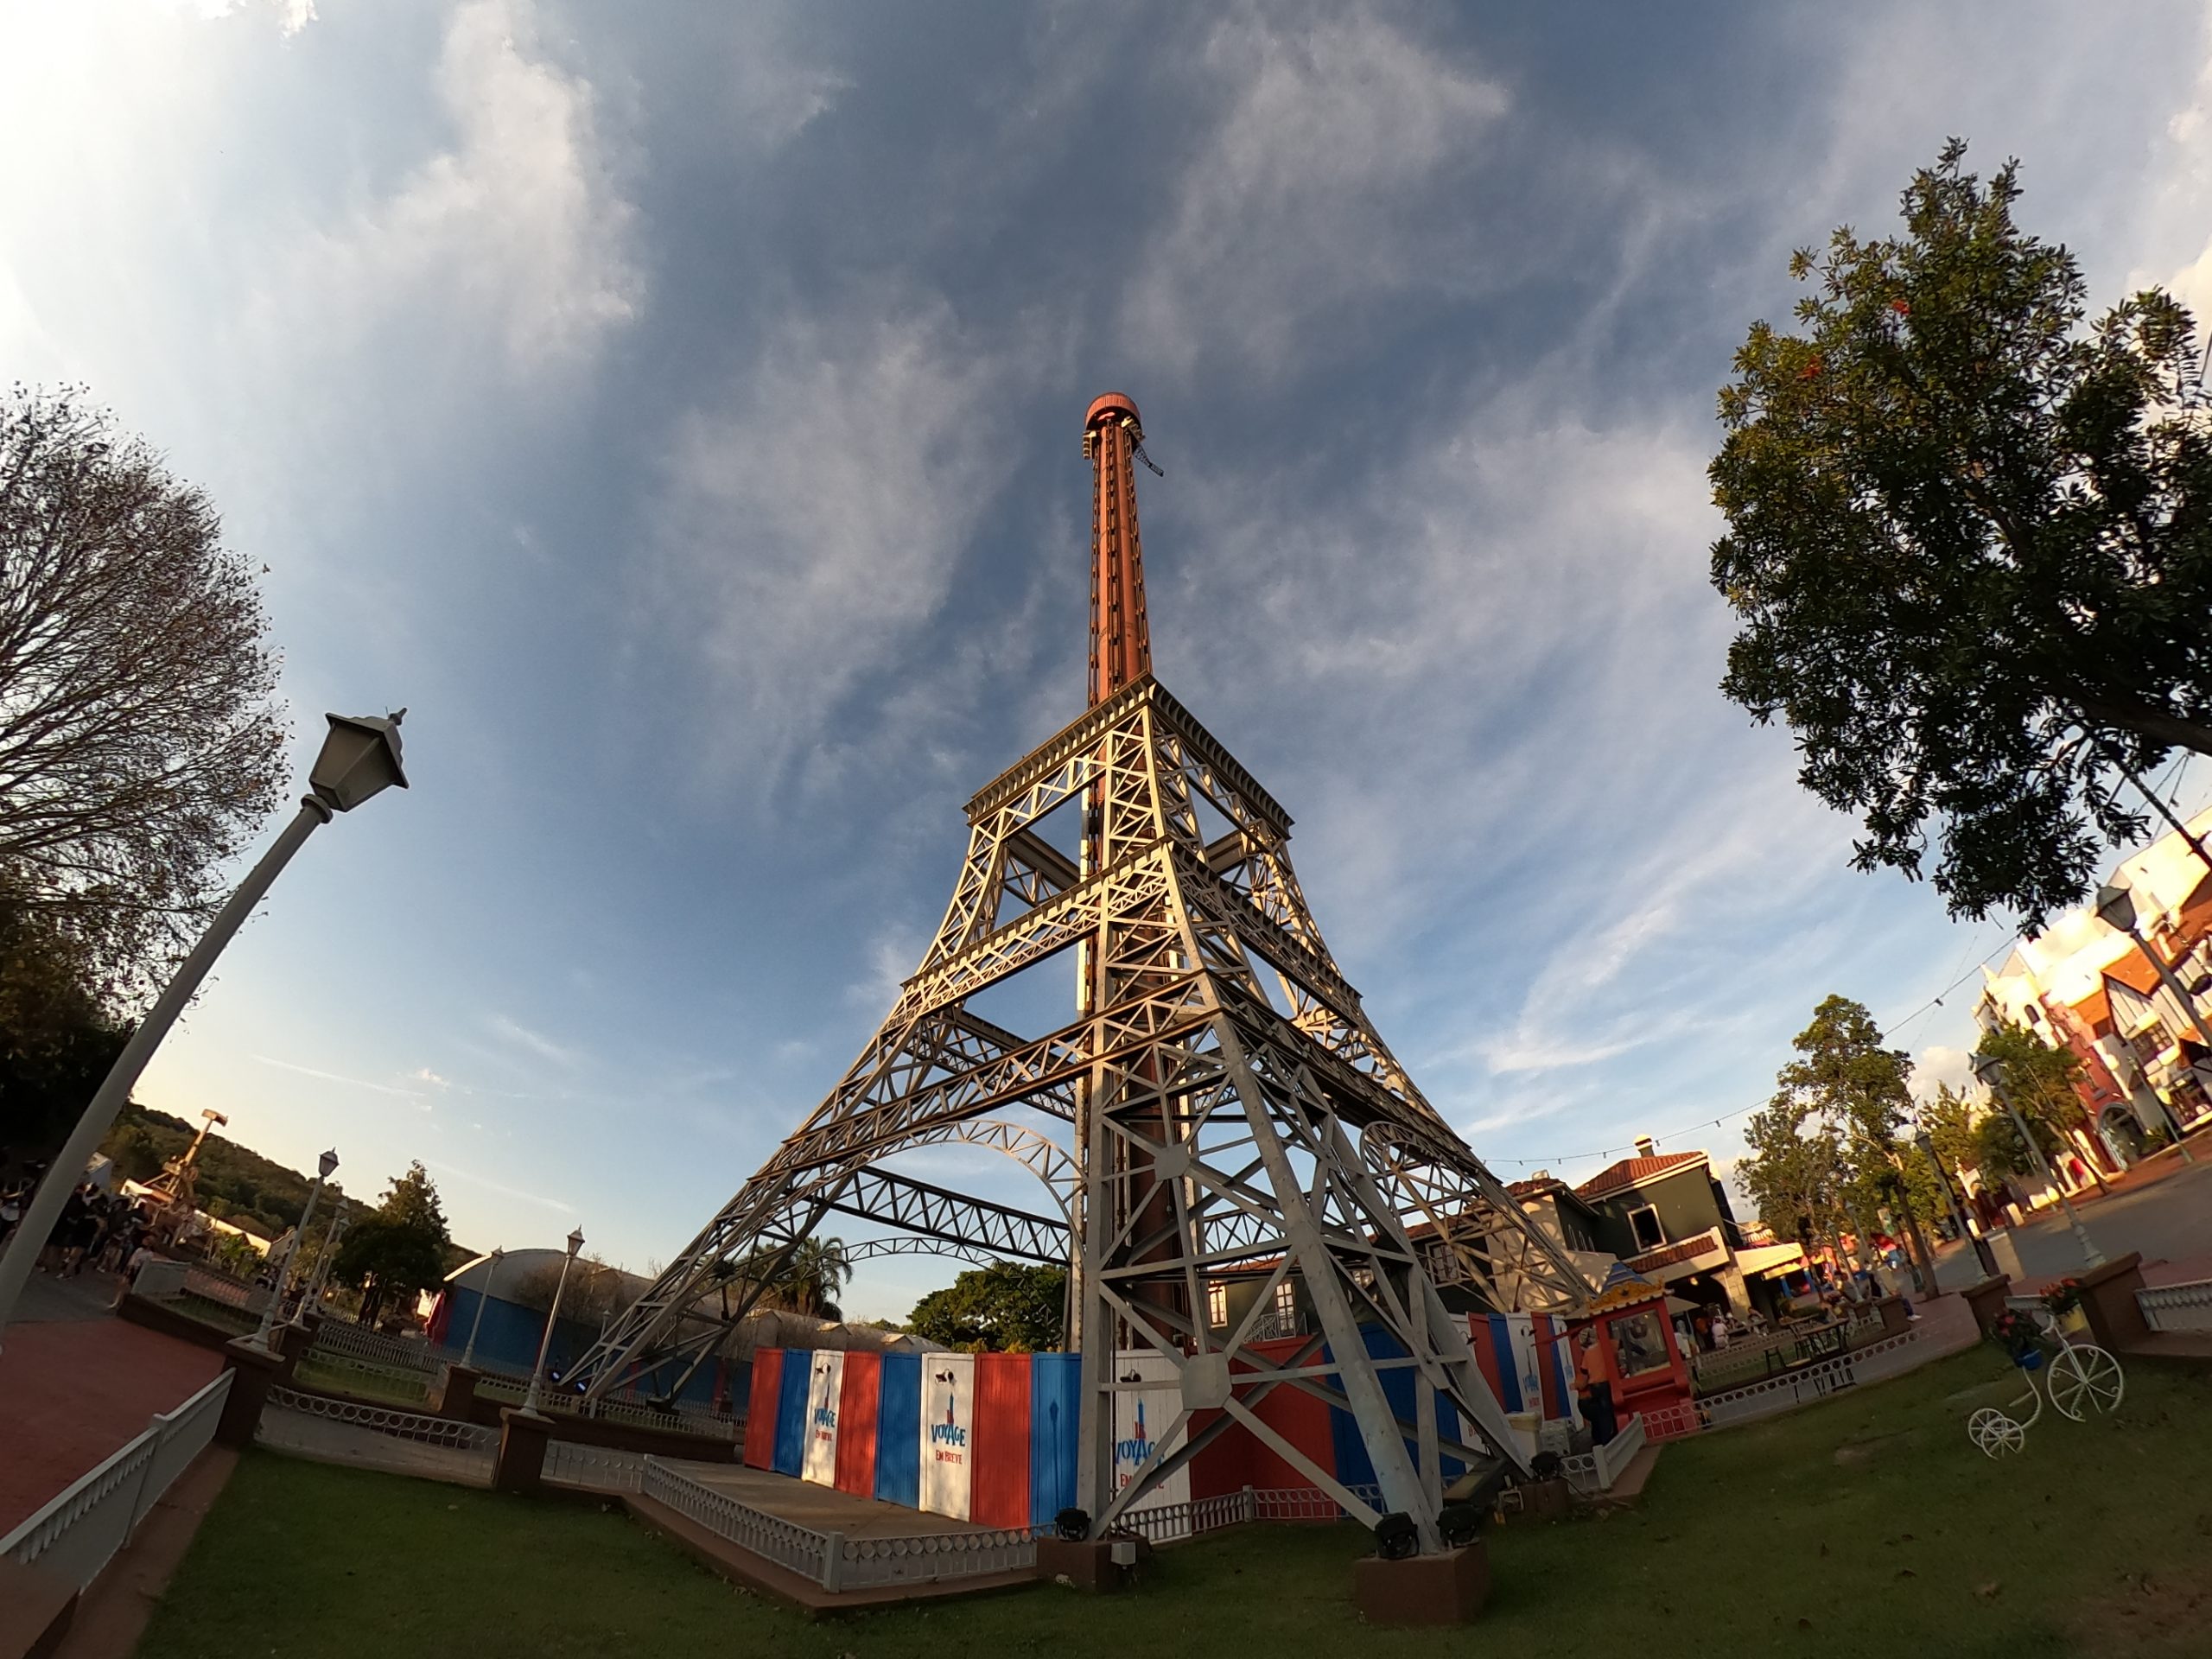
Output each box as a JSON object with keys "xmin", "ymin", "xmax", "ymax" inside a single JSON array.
[
  {"xmin": 1, "ymin": 1371, "xmax": 234, "ymax": 1592},
  {"xmin": 2138, "ymin": 1278, "xmax": 2212, "ymax": 1332}
]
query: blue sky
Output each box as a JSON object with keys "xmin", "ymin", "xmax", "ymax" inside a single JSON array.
[{"xmin": 6, "ymin": 1, "xmax": 2212, "ymax": 1319}]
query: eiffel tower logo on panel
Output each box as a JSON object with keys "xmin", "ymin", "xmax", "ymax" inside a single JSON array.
[{"xmin": 571, "ymin": 394, "xmax": 1592, "ymax": 1550}]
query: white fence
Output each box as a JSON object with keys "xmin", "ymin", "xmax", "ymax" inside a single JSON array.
[
  {"xmin": 134, "ymin": 1259, "xmax": 268, "ymax": 1318},
  {"xmin": 1, "ymin": 1371, "xmax": 233, "ymax": 1592},
  {"xmin": 2138, "ymin": 1278, "xmax": 2212, "ymax": 1333},
  {"xmin": 262, "ymin": 1385, "xmax": 499, "ymax": 1453},
  {"xmin": 639, "ymin": 1458, "xmax": 836, "ymax": 1585},
  {"xmin": 1694, "ymin": 1327, "xmax": 1923, "ymax": 1430},
  {"xmin": 1560, "ymin": 1412, "xmax": 1646, "ymax": 1494},
  {"xmin": 544, "ymin": 1441, "xmax": 648, "ymax": 1493}
]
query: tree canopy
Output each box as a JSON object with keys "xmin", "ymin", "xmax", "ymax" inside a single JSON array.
[
  {"xmin": 0, "ymin": 386, "xmax": 286, "ymax": 1005},
  {"xmin": 1738, "ymin": 995, "xmax": 1937, "ymax": 1285},
  {"xmin": 1710, "ymin": 141, "xmax": 2212, "ymax": 924},
  {"xmin": 333, "ymin": 1162, "xmax": 452, "ymax": 1325},
  {"xmin": 906, "ymin": 1262, "xmax": 1066, "ymax": 1352}
]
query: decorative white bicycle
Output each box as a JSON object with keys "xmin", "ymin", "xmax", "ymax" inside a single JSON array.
[{"xmin": 1966, "ymin": 1306, "xmax": 2126, "ymax": 1458}]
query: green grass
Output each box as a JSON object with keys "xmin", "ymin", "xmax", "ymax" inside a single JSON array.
[
  {"xmin": 137, "ymin": 1349, "xmax": 2212, "ymax": 1659},
  {"xmin": 289, "ymin": 1358, "xmax": 433, "ymax": 1408}
]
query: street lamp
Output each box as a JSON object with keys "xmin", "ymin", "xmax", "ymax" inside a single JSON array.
[
  {"xmin": 249, "ymin": 1148, "xmax": 338, "ymax": 1351},
  {"xmin": 0, "ymin": 711, "xmax": 408, "ymax": 1346},
  {"xmin": 461, "ymin": 1247, "xmax": 504, "ymax": 1369},
  {"xmin": 293, "ymin": 1198, "xmax": 350, "ymax": 1328},
  {"xmin": 1971, "ymin": 1052, "xmax": 2105, "ymax": 1268},
  {"xmin": 1914, "ymin": 1128, "xmax": 1999, "ymax": 1281},
  {"xmin": 2095, "ymin": 881, "xmax": 2202, "ymax": 1165},
  {"xmin": 522, "ymin": 1226, "xmax": 585, "ymax": 1416}
]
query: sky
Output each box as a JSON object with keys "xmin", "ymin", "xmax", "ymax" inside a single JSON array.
[{"xmin": 6, "ymin": 1, "xmax": 2212, "ymax": 1319}]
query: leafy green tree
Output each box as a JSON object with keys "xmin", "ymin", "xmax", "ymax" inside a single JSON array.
[
  {"xmin": 333, "ymin": 1163, "xmax": 451, "ymax": 1325},
  {"xmin": 906, "ymin": 1262, "xmax": 1067, "ymax": 1352},
  {"xmin": 731, "ymin": 1236, "xmax": 854, "ymax": 1321},
  {"xmin": 0, "ymin": 387, "xmax": 286, "ymax": 1001},
  {"xmin": 1710, "ymin": 141, "xmax": 2212, "ymax": 924},
  {"xmin": 1974, "ymin": 1020, "xmax": 2107, "ymax": 1189},
  {"xmin": 1745, "ymin": 995, "xmax": 1940, "ymax": 1290},
  {"xmin": 1739, "ymin": 1095, "xmax": 1850, "ymax": 1263}
]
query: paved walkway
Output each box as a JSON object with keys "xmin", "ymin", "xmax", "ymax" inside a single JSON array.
[
  {"xmin": 1929, "ymin": 1151, "xmax": 2212, "ymax": 1293},
  {"xmin": 0, "ymin": 1270, "xmax": 222, "ymax": 1535}
]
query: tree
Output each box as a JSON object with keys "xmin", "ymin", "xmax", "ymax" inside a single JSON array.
[
  {"xmin": 1739, "ymin": 1094, "xmax": 1850, "ymax": 1264},
  {"xmin": 1743, "ymin": 995, "xmax": 1940, "ymax": 1292},
  {"xmin": 730, "ymin": 1236, "xmax": 853, "ymax": 1321},
  {"xmin": 1710, "ymin": 141, "xmax": 2212, "ymax": 924},
  {"xmin": 1974, "ymin": 1019, "xmax": 2107, "ymax": 1189},
  {"xmin": 0, "ymin": 899, "xmax": 128, "ymax": 1164},
  {"xmin": 0, "ymin": 386, "xmax": 286, "ymax": 1004},
  {"xmin": 906, "ymin": 1262, "xmax": 1066, "ymax": 1352},
  {"xmin": 332, "ymin": 1163, "xmax": 452, "ymax": 1325}
]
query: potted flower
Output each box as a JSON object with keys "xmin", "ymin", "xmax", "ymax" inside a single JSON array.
[
  {"xmin": 1986, "ymin": 1307, "xmax": 2049, "ymax": 1370},
  {"xmin": 2039, "ymin": 1277, "xmax": 2093, "ymax": 1341}
]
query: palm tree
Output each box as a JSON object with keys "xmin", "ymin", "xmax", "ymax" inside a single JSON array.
[{"xmin": 781, "ymin": 1236, "xmax": 852, "ymax": 1319}]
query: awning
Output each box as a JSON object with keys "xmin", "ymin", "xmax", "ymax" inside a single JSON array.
[{"xmin": 1734, "ymin": 1242, "xmax": 1808, "ymax": 1279}]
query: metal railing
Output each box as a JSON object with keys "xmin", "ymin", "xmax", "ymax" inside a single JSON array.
[
  {"xmin": 264, "ymin": 1384, "xmax": 499, "ymax": 1452},
  {"xmin": 2138, "ymin": 1278, "xmax": 2212, "ymax": 1333},
  {"xmin": 2, "ymin": 1371, "xmax": 233, "ymax": 1592}
]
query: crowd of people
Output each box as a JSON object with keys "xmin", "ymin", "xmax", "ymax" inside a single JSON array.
[{"xmin": 0, "ymin": 1174, "xmax": 156, "ymax": 1281}]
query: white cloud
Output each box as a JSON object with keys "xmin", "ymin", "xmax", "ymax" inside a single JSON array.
[
  {"xmin": 644, "ymin": 300, "xmax": 1027, "ymax": 781},
  {"xmin": 252, "ymin": 1053, "xmax": 423, "ymax": 1097},
  {"xmin": 485, "ymin": 1013, "xmax": 582, "ymax": 1071},
  {"xmin": 251, "ymin": 0, "xmax": 643, "ymax": 374},
  {"xmin": 1127, "ymin": 2, "xmax": 1509, "ymax": 375}
]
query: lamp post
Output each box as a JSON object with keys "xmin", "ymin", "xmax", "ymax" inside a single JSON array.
[
  {"xmin": 461, "ymin": 1247, "xmax": 504, "ymax": 1368},
  {"xmin": 1971, "ymin": 1052, "xmax": 2104, "ymax": 1268},
  {"xmin": 522, "ymin": 1226, "xmax": 585, "ymax": 1416},
  {"xmin": 1915, "ymin": 1128, "xmax": 1999, "ymax": 1281},
  {"xmin": 2095, "ymin": 882, "xmax": 2203, "ymax": 1165},
  {"xmin": 294, "ymin": 1199, "xmax": 349, "ymax": 1328},
  {"xmin": 0, "ymin": 712, "xmax": 408, "ymax": 1347},
  {"xmin": 250, "ymin": 1148, "xmax": 337, "ymax": 1351}
]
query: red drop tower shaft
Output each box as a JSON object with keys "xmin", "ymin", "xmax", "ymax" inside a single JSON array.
[{"xmin": 1084, "ymin": 393, "xmax": 1151, "ymax": 707}]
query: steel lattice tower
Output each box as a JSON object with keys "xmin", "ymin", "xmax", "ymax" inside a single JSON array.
[{"xmin": 571, "ymin": 394, "xmax": 1592, "ymax": 1549}]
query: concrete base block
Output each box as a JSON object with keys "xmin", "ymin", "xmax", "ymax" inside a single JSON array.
[
  {"xmin": 495, "ymin": 1407, "xmax": 553, "ymax": 1496},
  {"xmin": 2075, "ymin": 1251, "xmax": 2149, "ymax": 1353},
  {"xmin": 1354, "ymin": 1541, "xmax": 1491, "ymax": 1626},
  {"xmin": 432, "ymin": 1363, "xmax": 481, "ymax": 1421},
  {"xmin": 1035, "ymin": 1534, "xmax": 1148, "ymax": 1592},
  {"xmin": 216, "ymin": 1338, "xmax": 290, "ymax": 1449}
]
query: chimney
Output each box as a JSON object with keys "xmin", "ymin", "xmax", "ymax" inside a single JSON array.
[
  {"xmin": 1634, "ymin": 1135, "xmax": 1657, "ymax": 1160},
  {"xmin": 1532, "ymin": 1169, "xmax": 1550, "ymax": 1182}
]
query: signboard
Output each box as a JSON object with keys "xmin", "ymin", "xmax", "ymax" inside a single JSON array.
[
  {"xmin": 1110, "ymin": 1349, "xmax": 1189, "ymax": 1510},
  {"xmin": 801, "ymin": 1350, "xmax": 844, "ymax": 1485},
  {"xmin": 918, "ymin": 1352, "xmax": 976, "ymax": 1520}
]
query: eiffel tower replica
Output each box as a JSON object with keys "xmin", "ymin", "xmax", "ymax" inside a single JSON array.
[{"xmin": 572, "ymin": 394, "xmax": 1592, "ymax": 1549}]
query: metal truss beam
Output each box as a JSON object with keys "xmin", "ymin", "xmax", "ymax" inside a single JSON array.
[{"xmin": 824, "ymin": 1167, "xmax": 1067, "ymax": 1265}]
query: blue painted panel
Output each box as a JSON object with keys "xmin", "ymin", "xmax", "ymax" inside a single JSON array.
[
  {"xmin": 1028, "ymin": 1353, "xmax": 1081, "ymax": 1529},
  {"xmin": 874, "ymin": 1353, "xmax": 922, "ymax": 1507},
  {"xmin": 773, "ymin": 1346, "xmax": 810, "ymax": 1475},
  {"xmin": 1326, "ymin": 1326, "xmax": 1465, "ymax": 1497}
]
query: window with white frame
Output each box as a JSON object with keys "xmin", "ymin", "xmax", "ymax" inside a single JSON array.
[
  {"xmin": 1273, "ymin": 1278, "xmax": 1297, "ymax": 1326},
  {"xmin": 1206, "ymin": 1281, "xmax": 1228, "ymax": 1328}
]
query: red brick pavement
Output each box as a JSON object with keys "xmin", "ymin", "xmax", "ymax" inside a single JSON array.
[{"xmin": 0, "ymin": 1273, "xmax": 222, "ymax": 1535}]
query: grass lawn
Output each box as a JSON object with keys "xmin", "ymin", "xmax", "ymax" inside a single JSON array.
[{"xmin": 136, "ymin": 1348, "xmax": 2212, "ymax": 1659}]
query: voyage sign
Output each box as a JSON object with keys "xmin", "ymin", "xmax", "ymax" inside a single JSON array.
[{"xmin": 917, "ymin": 1351, "xmax": 976, "ymax": 1519}]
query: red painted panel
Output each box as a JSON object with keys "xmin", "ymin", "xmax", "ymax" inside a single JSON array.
[
  {"xmin": 1190, "ymin": 1337, "xmax": 1340, "ymax": 1497},
  {"xmin": 835, "ymin": 1352, "xmax": 882, "ymax": 1497},
  {"xmin": 969, "ymin": 1352, "xmax": 1033, "ymax": 1529},
  {"xmin": 744, "ymin": 1349, "xmax": 783, "ymax": 1470}
]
